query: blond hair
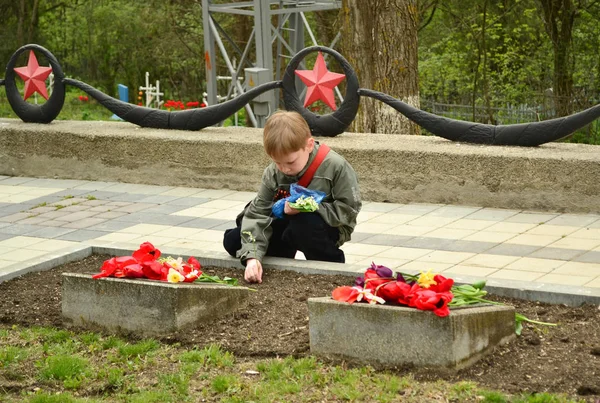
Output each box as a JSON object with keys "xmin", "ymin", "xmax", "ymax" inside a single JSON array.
[{"xmin": 263, "ymin": 110, "xmax": 311, "ymax": 157}]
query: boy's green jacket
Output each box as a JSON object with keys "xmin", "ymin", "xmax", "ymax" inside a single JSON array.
[{"xmin": 238, "ymin": 142, "xmax": 362, "ymax": 263}]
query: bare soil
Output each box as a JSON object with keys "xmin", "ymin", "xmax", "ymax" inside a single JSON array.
[{"xmin": 0, "ymin": 254, "xmax": 599, "ymax": 400}]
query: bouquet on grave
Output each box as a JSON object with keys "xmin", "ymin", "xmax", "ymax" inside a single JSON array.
[
  {"xmin": 92, "ymin": 242, "xmax": 237, "ymax": 286},
  {"xmin": 272, "ymin": 183, "xmax": 326, "ymax": 218}
]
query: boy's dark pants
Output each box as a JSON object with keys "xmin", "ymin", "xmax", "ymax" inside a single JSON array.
[{"xmin": 223, "ymin": 213, "xmax": 345, "ymax": 263}]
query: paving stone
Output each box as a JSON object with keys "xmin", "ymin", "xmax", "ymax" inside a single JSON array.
[
  {"xmin": 138, "ymin": 195, "xmax": 182, "ymax": 204},
  {"xmin": 348, "ymin": 232, "xmax": 376, "ymax": 243},
  {"xmin": 545, "ymin": 214, "xmax": 600, "ymax": 227},
  {"xmin": 465, "ymin": 208, "xmax": 519, "ymax": 221},
  {"xmin": 439, "ymin": 240, "xmax": 498, "ymax": 254},
  {"xmin": 73, "ymin": 181, "xmax": 121, "ymax": 191},
  {"xmin": 86, "ymin": 220, "xmax": 136, "ymax": 232},
  {"xmin": 0, "ymin": 233, "xmax": 13, "ymax": 242},
  {"xmin": 21, "ymin": 195, "xmax": 64, "ymax": 206},
  {"xmin": 360, "ymin": 234, "xmax": 412, "ymax": 246},
  {"xmin": 86, "ymin": 191, "xmax": 123, "ymax": 200},
  {"xmin": 142, "ymin": 205, "xmax": 190, "ymax": 214},
  {"xmin": 179, "ymin": 218, "xmax": 232, "ymax": 229},
  {"xmin": 88, "ymin": 205, "xmax": 113, "ymax": 213},
  {"xmin": 0, "ymin": 223, "xmax": 47, "ymax": 235},
  {"xmin": 0, "ymin": 177, "xmax": 37, "ymax": 185},
  {"xmin": 79, "ymin": 199, "xmax": 108, "ymax": 206},
  {"xmin": 40, "ymin": 220, "xmax": 70, "ymax": 227},
  {"xmin": 25, "ymin": 178, "xmax": 88, "ymax": 188},
  {"xmin": 165, "ymin": 197, "xmax": 210, "ymax": 207},
  {"xmin": 62, "ymin": 218, "xmax": 107, "ymax": 229},
  {"xmin": 485, "ymin": 243, "xmax": 541, "ymax": 257},
  {"xmin": 112, "ymin": 203, "xmax": 157, "ymax": 213},
  {"xmin": 210, "ymin": 221, "xmax": 236, "ymax": 231},
  {"xmin": 572, "ymin": 251, "xmax": 600, "ymax": 264},
  {"xmin": 53, "ymin": 205, "xmax": 89, "ymax": 213},
  {"xmin": 400, "ymin": 236, "xmax": 456, "ymax": 250},
  {"xmin": 108, "ymin": 193, "xmax": 151, "ymax": 203},
  {"xmin": 19, "ymin": 216, "xmax": 50, "ymax": 225},
  {"xmin": 529, "ymin": 247, "xmax": 588, "ymax": 261},
  {"xmin": 50, "ymin": 189, "xmax": 92, "ymax": 197},
  {"xmin": 105, "ymin": 201, "xmax": 131, "ymax": 207},
  {"xmin": 37, "ymin": 210, "xmax": 71, "ymax": 219},
  {"xmin": 59, "ymin": 211, "xmax": 100, "ymax": 222},
  {"xmin": 26, "ymin": 227, "xmax": 77, "ymax": 239},
  {"xmin": 27, "ymin": 206, "xmax": 57, "ymax": 214},
  {"xmin": 93, "ymin": 211, "xmax": 128, "ymax": 219},
  {"xmin": 0, "ymin": 213, "xmax": 31, "ymax": 223},
  {"xmin": 113, "ymin": 212, "xmax": 196, "ymax": 226},
  {"xmin": 56, "ymin": 230, "xmax": 107, "ymax": 242}
]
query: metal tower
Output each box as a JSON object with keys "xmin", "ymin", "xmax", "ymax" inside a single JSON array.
[{"xmin": 201, "ymin": 0, "xmax": 341, "ymax": 127}]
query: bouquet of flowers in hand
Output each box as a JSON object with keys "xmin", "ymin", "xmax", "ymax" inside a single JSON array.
[
  {"xmin": 288, "ymin": 195, "xmax": 320, "ymax": 212},
  {"xmin": 93, "ymin": 242, "xmax": 237, "ymax": 286}
]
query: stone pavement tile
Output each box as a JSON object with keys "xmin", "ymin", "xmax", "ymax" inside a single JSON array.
[
  {"xmin": 359, "ymin": 234, "xmax": 412, "ymax": 246},
  {"xmin": 525, "ymin": 224, "xmax": 579, "ymax": 237},
  {"xmin": 375, "ymin": 246, "xmax": 432, "ymax": 260},
  {"xmin": 79, "ymin": 199, "xmax": 108, "ymax": 207},
  {"xmin": 368, "ymin": 213, "xmax": 419, "ymax": 225},
  {"xmin": 0, "ymin": 213, "xmax": 31, "ymax": 223},
  {"xmin": 484, "ymin": 222, "xmax": 537, "ymax": 234},
  {"xmin": 200, "ymin": 200, "xmax": 247, "ymax": 210},
  {"xmin": 545, "ymin": 214, "xmax": 600, "ymax": 227},
  {"xmin": 0, "ymin": 194, "xmax": 45, "ymax": 203},
  {"xmin": 347, "ymin": 232, "xmax": 375, "ymax": 243},
  {"xmin": 86, "ymin": 220, "xmax": 136, "ymax": 232},
  {"xmin": 25, "ymin": 239, "xmax": 78, "ymax": 251},
  {"xmin": 137, "ymin": 195, "xmax": 182, "ymax": 204},
  {"xmin": 53, "ymin": 205, "xmax": 88, "ymax": 213},
  {"xmin": 0, "ymin": 177, "xmax": 37, "ymax": 185},
  {"xmin": 0, "ymin": 246, "xmax": 13, "ymax": 255},
  {"xmin": 485, "ymin": 243, "xmax": 541, "ymax": 256},
  {"xmin": 73, "ymin": 181, "xmax": 121, "ymax": 191},
  {"xmin": 88, "ymin": 206, "xmax": 113, "ymax": 213},
  {"xmin": 142, "ymin": 205, "xmax": 190, "ymax": 215},
  {"xmin": 94, "ymin": 211, "xmax": 128, "ymax": 220},
  {"xmin": 191, "ymin": 189, "xmax": 237, "ymax": 199},
  {"xmin": 59, "ymin": 211, "xmax": 100, "ymax": 222},
  {"xmin": 1, "ymin": 203, "xmax": 36, "ymax": 214},
  {"xmin": 208, "ymin": 221, "xmax": 236, "ymax": 231},
  {"xmin": 28, "ymin": 206, "xmax": 58, "ymax": 214},
  {"xmin": 0, "ymin": 236, "xmax": 46, "ymax": 248},
  {"xmin": 464, "ymin": 208, "xmax": 519, "ymax": 221},
  {"xmin": 357, "ymin": 211, "xmax": 385, "ymax": 223},
  {"xmin": 164, "ymin": 239, "xmax": 212, "ymax": 249},
  {"xmin": 128, "ymin": 235, "xmax": 179, "ymax": 245},
  {"xmin": 397, "ymin": 261, "xmax": 453, "ymax": 275},
  {"xmin": 570, "ymin": 227, "xmax": 600, "ymax": 239},
  {"xmin": 535, "ymin": 273, "xmax": 595, "ymax": 286},
  {"xmin": 107, "ymin": 184, "xmax": 174, "ymax": 195},
  {"xmin": 340, "ymin": 243, "xmax": 392, "ymax": 256},
  {"xmin": 356, "ymin": 222, "xmax": 400, "ymax": 234},
  {"xmin": 423, "ymin": 228, "xmax": 475, "ymax": 240},
  {"xmin": 25, "ymin": 178, "xmax": 88, "ymax": 188},
  {"xmin": 462, "ymin": 231, "xmax": 516, "ymax": 243},
  {"xmin": 107, "ymin": 193, "xmax": 151, "ymax": 203},
  {"xmin": 112, "ymin": 203, "xmax": 157, "ymax": 213},
  {"xmin": 62, "ymin": 218, "xmax": 108, "ymax": 229},
  {"xmin": 505, "ymin": 257, "xmax": 564, "ymax": 273},
  {"xmin": 528, "ymin": 247, "xmax": 585, "ymax": 261},
  {"xmin": 438, "ymin": 240, "xmax": 498, "ymax": 254},
  {"xmin": 40, "ymin": 220, "xmax": 70, "ymax": 227},
  {"xmin": 505, "ymin": 234, "xmax": 561, "ymax": 247},
  {"xmin": 203, "ymin": 210, "xmax": 241, "ymax": 221},
  {"xmin": 86, "ymin": 190, "xmax": 123, "ymax": 200},
  {"xmin": 188, "ymin": 229, "xmax": 225, "ymax": 242},
  {"xmin": 50, "ymin": 189, "xmax": 92, "ymax": 197},
  {"xmin": 461, "ymin": 253, "xmax": 520, "ymax": 268},
  {"xmin": 171, "ymin": 207, "xmax": 220, "ymax": 218},
  {"xmin": 405, "ymin": 216, "xmax": 458, "ymax": 228},
  {"xmin": 584, "ymin": 277, "xmax": 600, "ymax": 288},
  {"xmin": 547, "ymin": 237, "xmax": 600, "ymax": 250},
  {"xmin": 0, "ymin": 233, "xmax": 13, "ymax": 242},
  {"xmin": 573, "ymin": 251, "xmax": 600, "ymax": 264},
  {"xmin": 164, "ymin": 197, "xmax": 210, "ymax": 207},
  {"xmin": 26, "ymin": 227, "xmax": 76, "ymax": 239},
  {"xmin": 551, "ymin": 261, "xmax": 600, "ymax": 277},
  {"xmin": 19, "ymin": 216, "xmax": 50, "ymax": 225},
  {"xmin": 179, "ymin": 218, "xmax": 231, "ymax": 229},
  {"xmin": 95, "ymin": 232, "xmax": 140, "ymax": 242},
  {"xmin": 487, "ymin": 269, "xmax": 544, "ymax": 282},
  {"xmin": 392, "ymin": 204, "xmax": 443, "ymax": 215},
  {"xmin": 354, "ymin": 257, "xmax": 409, "ymax": 269},
  {"xmin": 361, "ymin": 202, "xmax": 401, "ymax": 213},
  {"xmin": 117, "ymin": 223, "xmax": 171, "ymax": 235},
  {"xmin": 220, "ymin": 191, "xmax": 257, "ymax": 202},
  {"xmin": 158, "ymin": 187, "xmax": 208, "ymax": 197},
  {"xmin": 4, "ymin": 249, "xmax": 49, "ymax": 262},
  {"xmin": 114, "ymin": 212, "xmax": 195, "ymax": 226},
  {"xmin": 443, "ymin": 264, "xmax": 498, "ymax": 277},
  {"xmin": 400, "ymin": 237, "xmax": 455, "ymax": 250},
  {"xmin": 56, "ymin": 229, "xmax": 107, "ymax": 242},
  {"xmin": 21, "ymin": 195, "xmax": 64, "ymax": 206},
  {"xmin": 504, "ymin": 212, "xmax": 559, "ymax": 224},
  {"xmin": 344, "ymin": 254, "xmax": 369, "ymax": 264},
  {"xmin": 425, "ymin": 205, "xmax": 482, "ymax": 219},
  {"xmin": 155, "ymin": 226, "xmax": 203, "ymax": 238},
  {"xmin": 0, "ymin": 224, "xmax": 47, "ymax": 235},
  {"xmin": 105, "ymin": 201, "xmax": 131, "ymax": 207},
  {"xmin": 0, "ymin": 260, "xmax": 16, "ymax": 269},
  {"xmin": 417, "ymin": 250, "xmax": 474, "ymax": 264}
]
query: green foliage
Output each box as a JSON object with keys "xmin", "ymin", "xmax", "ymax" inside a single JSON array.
[
  {"xmin": 117, "ymin": 339, "xmax": 160, "ymax": 359},
  {"xmin": 178, "ymin": 344, "xmax": 234, "ymax": 367},
  {"xmin": 40, "ymin": 355, "xmax": 89, "ymax": 381},
  {"xmin": 29, "ymin": 392, "xmax": 81, "ymax": 403},
  {"xmin": 0, "ymin": 346, "xmax": 28, "ymax": 366}
]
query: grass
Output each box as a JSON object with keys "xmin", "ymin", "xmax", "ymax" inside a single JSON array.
[{"xmin": 0, "ymin": 324, "xmax": 587, "ymax": 403}]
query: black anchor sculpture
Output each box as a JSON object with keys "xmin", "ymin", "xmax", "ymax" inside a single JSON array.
[{"xmin": 2, "ymin": 44, "xmax": 600, "ymax": 147}]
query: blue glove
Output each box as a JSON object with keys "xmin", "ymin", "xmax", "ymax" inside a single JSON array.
[{"xmin": 272, "ymin": 183, "xmax": 326, "ymax": 219}]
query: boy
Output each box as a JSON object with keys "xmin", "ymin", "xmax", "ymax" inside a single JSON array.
[{"xmin": 223, "ymin": 110, "xmax": 361, "ymax": 283}]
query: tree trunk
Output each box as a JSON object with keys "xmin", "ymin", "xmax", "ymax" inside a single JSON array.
[
  {"xmin": 538, "ymin": 0, "xmax": 576, "ymax": 116},
  {"xmin": 340, "ymin": 0, "xmax": 420, "ymax": 135}
]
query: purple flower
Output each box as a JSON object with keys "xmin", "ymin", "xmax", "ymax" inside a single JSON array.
[
  {"xmin": 355, "ymin": 276, "xmax": 365, "ymax": 287},
  {"xmin": 370, "ymin": 262, "xmax": 393, "ymax": 278}
]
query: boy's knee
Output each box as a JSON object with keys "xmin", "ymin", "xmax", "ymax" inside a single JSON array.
[{"xmin": 223, "ymin": 228, "xmax": 241, "ymax": 257}]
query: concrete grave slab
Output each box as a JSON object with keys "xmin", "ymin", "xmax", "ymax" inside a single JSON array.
[
  {"xmin": 308, "ymin": 297, "xmax": 515, "ymax": 369},
  {"xmin": 62, "ymin": 273, "xmax": 252, "ymax": 336}
]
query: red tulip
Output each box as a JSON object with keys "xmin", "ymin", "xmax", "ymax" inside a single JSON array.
[
  {"xmin": 132, "ymin": 242, "xmax": 161, "ymax": 262},
  {"xmin": 332, "ymin": 286, "xmax": 361, "ymax": 303}
]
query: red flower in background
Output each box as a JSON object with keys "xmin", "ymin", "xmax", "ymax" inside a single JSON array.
[{"xmin": 132, "ymin": 242, "xmax": 161, "ymax": 262}]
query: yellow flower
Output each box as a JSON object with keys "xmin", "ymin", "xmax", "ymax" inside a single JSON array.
[
  {"xmin": 417, "ymin": 270, "xmax": 437, "ymax": 289},
  {"xmin": 167, "ymin": 268, "xmax": 185, "ymax": 283}
]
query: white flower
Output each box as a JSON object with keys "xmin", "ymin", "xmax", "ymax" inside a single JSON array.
[
  {"xmin": 167, "ymin": 268, "xmax": 185, "ymax": 283},
  {"xmin": 355, "ymin": 287, "xmax": 385, "ymax": 305}
]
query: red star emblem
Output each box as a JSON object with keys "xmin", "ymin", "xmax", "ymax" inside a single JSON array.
[
  {"xmin": 14, "ymin": 50, "xmax": 53, "ymax": 101},
  {"xmin": 295, "ymin": 52, "xmax": 345, "ymax": 111}
]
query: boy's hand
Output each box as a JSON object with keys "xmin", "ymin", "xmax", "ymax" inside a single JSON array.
[
  {"xmin": 284, "ymin": 201, "xmax": 301, "ymax": 215},
  {"xmin": 245, "ymin": 258, "xmax": 263, "ymax": 283}
]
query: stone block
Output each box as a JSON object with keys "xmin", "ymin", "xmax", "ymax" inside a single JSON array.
[
  {"xmin": 308, "ymin": 297, "xmax": 515, "ymax": 369},
  {"xmin": 62, "ymin": 273, "xmax": 251, "ymax": 336}
]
